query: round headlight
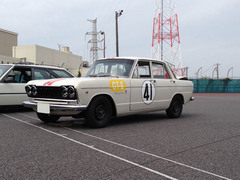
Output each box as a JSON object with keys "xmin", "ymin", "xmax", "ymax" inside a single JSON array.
[
  {"xmin": 31, "ymin": 85, "xmax": 37, "ymax": 96},
  {"xmin": 68, "ymin": 86, "xmax": 75, "ymax": 99},
  {"xmin": 61, "ymin": 86, "xmax": 68, "ymax": 98},
  {"xmin": 26, "ymin": 85, "xmax": 32, "ymax": 96}
]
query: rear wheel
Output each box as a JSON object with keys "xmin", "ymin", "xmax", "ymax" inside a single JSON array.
[
  {"xmin": 166, "ymin": 96, "xmax": 183, "ymax": 118},
  {"xmin": 37, "ymin": 113, "xmax": 60, "ymax": 123},
  {"xmin": 85, "ymin": 96, "xmax": 112, "ymax": 128}
]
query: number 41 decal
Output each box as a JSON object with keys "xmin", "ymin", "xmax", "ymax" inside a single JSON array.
[{"xmin": 142, "ymin": 81, "xmax": 155, "ymax": 104}]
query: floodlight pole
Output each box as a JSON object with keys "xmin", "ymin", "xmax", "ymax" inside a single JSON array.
[
  {"xmin": 101, "ymin": 31, "xmax": 106, "ymax": 58},
  {"xmin": 115, "ymin": 10, "xmax": 123, "ymax": 57}
]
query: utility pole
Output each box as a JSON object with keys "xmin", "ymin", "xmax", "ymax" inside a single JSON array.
[
  {"xmin": 100, "ymin": 31, "xmax": 106, "ymax": 58},
  {"xmin": 115, "ymin": 10, "xmax": 123, "ymax": 57}
]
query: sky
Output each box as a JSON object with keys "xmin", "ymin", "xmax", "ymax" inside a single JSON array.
[{"xmin": 1, "ymin": 0, "xmax": 240, "ymax": 78}]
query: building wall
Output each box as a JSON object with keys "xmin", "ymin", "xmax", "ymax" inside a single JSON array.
[
  {"xmin": 13, "ymin": 45, "xmax": 83, "ymax": 76},
  {"xmin": 0, "ymin": 55, "xmax": 20, "ymax": 64},
  {"xmin": 0, "ymin": 28, "xmax": 86, "ymax": 76},
  {"xmin": 0, "ymin": 28, "xmax": 18, "ymax": 57},
  {"xmin": 12, "ymin": 45, "xmax": 36, "ymax": 62}
]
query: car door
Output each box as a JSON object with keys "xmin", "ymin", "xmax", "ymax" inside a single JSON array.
[
  {"xmin": 0, "ymin": 67, "xmax": 32, "ymax": 106},
  {"xmin": 130, "ymin": 60, "xmax": 158, "ymax": 111},
  {"xmin": 152, "ymin": 62, "xmax": 176, "ymax": 109}
]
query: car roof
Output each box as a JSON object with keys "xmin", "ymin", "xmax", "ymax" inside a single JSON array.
[
  {"xmin": 0, "ymin": 63, "xmax": 67, "ymax": 70},
  {"xmin": 97, "ymin": 57, "xmax": 165, "ymax": 63}
]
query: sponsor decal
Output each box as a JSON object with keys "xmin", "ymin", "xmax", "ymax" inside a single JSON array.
[
  {"xmin": 43, "ymin": 79, "xmax": 64, "ymax": 86},
  {"xmin": 142, "ymin": 80, "xmax": 155, "ymax": 104},
  {"xmin": 110, "ymin": 80, "xmax": 126, "ymax": 92}
]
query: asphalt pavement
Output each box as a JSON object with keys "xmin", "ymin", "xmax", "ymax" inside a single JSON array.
[{"xmin": 1, "ymin": 95, "xmax": 240, "ymax": 179}]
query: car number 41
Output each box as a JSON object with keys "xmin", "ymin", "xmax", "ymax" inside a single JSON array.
[{"xmin": 142, "ymin": 81, "xmax": 155, "ymax": 104}]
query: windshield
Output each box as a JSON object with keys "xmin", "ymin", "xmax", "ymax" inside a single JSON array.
[
  {"xmin": 86, "ymin": 59, "xmax": 134, "ymax": 77},
  {"xmin": 0, "ymin": 65, "xmax": 11, "ymax": 78}
]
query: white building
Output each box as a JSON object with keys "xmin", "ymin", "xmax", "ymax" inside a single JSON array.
[
  {"xmin": 12, "ymin": 45, "xmax": 84, "ymax": 75},
  {"xmin": 0, "ymin": 28, "xmax": 20, "ymax": 63},
  {"xmin": 0, "ymin": 28, "xmax": 87, "ymax": 76}
]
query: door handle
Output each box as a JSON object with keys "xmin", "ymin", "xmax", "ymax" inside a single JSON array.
[{"xmin": 170, "ymin": 80, "xmax": 175, "ymax": 83}]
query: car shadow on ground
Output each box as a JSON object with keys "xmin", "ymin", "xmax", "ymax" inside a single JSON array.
[
  {"xmin": 0, "ymin": 107, "xmax": 33, "ymax": 113},
  {"xmin": 46, "ymin": 111, "xmax": 195, "ymax": 129}
]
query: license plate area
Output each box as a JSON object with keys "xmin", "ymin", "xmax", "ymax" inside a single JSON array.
[{"xmin": 37, "ymin": 103, "xmax": 50, "ymax": 114}]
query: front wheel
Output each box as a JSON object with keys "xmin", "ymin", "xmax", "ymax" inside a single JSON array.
[
  {"xmin": 37, "ymin": 113, "xmax": 60, "ymax": 123},
  {"xmin": 166, "ymin": 96, "xmax": 183, "ymax": 118},
  {"xmin": 85, "ymin": 96, "xmax": 112, "ymax": 128}
]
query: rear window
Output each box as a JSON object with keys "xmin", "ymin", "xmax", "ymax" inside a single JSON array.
[
  {"xmin": 34, "ymin": 68, "xmax": 54, "ymax": 80},
  {"xmin": 50, "ymin": 69, "xmax": 73, "ymax": 78},
  {"xmin": 33, "ymin": 68, "xmax": 73, "ymax": 80}
]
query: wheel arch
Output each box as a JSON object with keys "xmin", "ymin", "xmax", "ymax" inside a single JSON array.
[
  {"xmin": 88, "ymin": 94, "xmax": 117, "ymax": 117},
  {"xmin": 173, "ymin": 93, "xmax": 184, "ymax": 104}
]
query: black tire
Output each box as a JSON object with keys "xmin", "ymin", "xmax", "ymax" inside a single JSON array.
[
  {"xmin": 85, "ymin": 96, "xmax": 112, "ymax": 128},
  {"xmin": 166, "ymin": 96, "xmax": 183, "ymax": 118},
  {"xmin": 37, "ymin": 113, "xmax": 60, "ymax": 123}
]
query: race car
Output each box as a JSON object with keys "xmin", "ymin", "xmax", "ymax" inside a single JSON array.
[{"xmin": 23, "ymin": 57, "xmax": 194, "ymax": 128}]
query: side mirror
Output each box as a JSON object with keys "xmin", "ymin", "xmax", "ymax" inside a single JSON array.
[{"xmin": 4, "ymin": 76, "xmax": 15, "ymax": 83}]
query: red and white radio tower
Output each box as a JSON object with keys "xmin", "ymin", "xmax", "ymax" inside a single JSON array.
[{"xmin": 152, "ymin": 0, "xmax": 184, "ymax": 76}]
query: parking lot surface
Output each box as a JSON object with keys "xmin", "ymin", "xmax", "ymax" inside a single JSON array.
[{"xmin": 1, "ymin": 94, "xmax": 240, "ymax": 179}]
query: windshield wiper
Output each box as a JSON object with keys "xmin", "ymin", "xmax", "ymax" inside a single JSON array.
[
  {"xmin": 87, "ymin": 74, "xmax": 119, "ymax": 78},
  {"xmin": 87, "ymin": 74, "xmax": 98, "ymax": 77},
  {"xmin": 98, "ymin": 74, "xmax": 111, "ymax": 77},
  {"xmin": 98, "ymin": 74, "xmax": 119, "ymax": 78}
]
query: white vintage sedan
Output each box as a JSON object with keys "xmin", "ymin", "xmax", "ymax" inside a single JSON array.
[
  {"xmin": 0, "ymin": 63, "xmax": 74, "ymax": 109},
  {"xmin": 23, "ymin": 57, "xmax": 194, "ymax": 128}
]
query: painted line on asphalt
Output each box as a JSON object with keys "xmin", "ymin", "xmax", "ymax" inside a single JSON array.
[
  {"xmin": 3, "ymin": 113, "xmax": 177, "ymax": 180},
  {"xmin": 18, "ymin": 113, "xmax": 231, "ymax": 180},
  {"xmin": 65, "ymin": 128, "xmax": 231, "ymax": 180}
]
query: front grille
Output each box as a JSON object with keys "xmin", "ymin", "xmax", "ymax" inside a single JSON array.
[{"xmin": 34, "ymin": 86, "xmax": 77, "ymax": 100}]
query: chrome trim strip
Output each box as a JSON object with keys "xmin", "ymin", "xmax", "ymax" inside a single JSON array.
[
  {"xmin": 30, "ymin": 98, "xmax": 77, "ymax": 103},
  {"xmin": 23, "ymin": 101, "xmax": 87, "ymax": 114}
]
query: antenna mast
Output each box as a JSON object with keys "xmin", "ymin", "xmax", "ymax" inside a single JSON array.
[
  {"xmin": 86, "ymin": 19, "xmax": 101, "ymax": 64},
  {"xmin": 152, "ymin": 0, "xmax": 184, "ymax": 76}
]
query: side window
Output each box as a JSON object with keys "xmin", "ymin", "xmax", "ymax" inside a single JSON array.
[
  {"xmin": 152, "ymin": 63, "xmax": 170, "ymax": 79},
  {"xmin": 5, "ymin": 68, "xmax": 32, "ymax": 83},
  {"xmin": 50, "ymin": 69, "xmax": 73, "ymax": 78},
  {"xmin": 33, "ymin": 68, "xmax": 54, "ymax": 80},
  {"xmin": 133, "ymin": 61, "xmax": 151, "ymax": 78}
]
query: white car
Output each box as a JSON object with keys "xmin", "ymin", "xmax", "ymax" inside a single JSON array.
[
  {"xmin": 23, "ymin": 57, "xmax": 194, "ymax": 128},
  {"xmin": 0, "ymin": 63, "xmax": 74, "ymax": 108}
]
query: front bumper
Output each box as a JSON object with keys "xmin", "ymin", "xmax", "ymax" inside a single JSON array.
[{"xmin": 23, "ymin": 101, "xmax": 87, "ymax": 116}]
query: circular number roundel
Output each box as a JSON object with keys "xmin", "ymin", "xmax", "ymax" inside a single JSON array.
[{"xmin": 141, "ymin": 81, "xmax": 155, "ymax": 104}]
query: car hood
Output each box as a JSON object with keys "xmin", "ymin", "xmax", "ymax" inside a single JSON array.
[{"xmin": 26, "ymin": 77, "xmax": 128, "ymax": 89}]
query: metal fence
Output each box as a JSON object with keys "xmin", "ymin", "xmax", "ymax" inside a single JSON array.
[{"xmin": 191, "ymin": 79, "xmax": 240, "ymax": 93}]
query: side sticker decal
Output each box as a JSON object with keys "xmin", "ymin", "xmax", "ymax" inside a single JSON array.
[
  {"xmin": 142, "ymin": 80, "xmax": 155, "ymax": 104},
  {"xmin": 110, "ymin": 80, "xmax": 126, "ymax": 92}
]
